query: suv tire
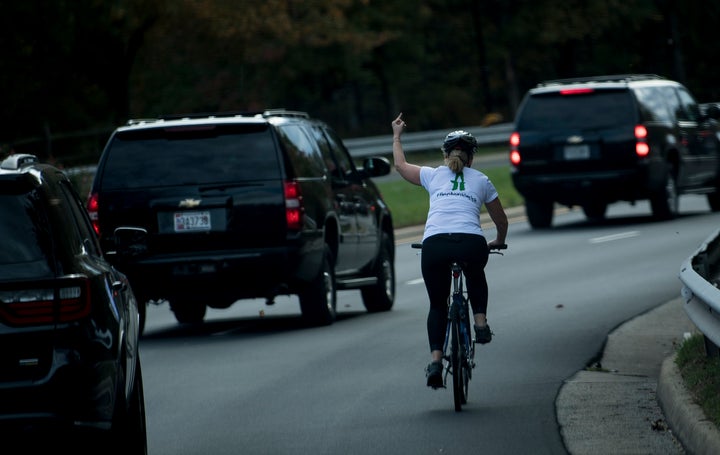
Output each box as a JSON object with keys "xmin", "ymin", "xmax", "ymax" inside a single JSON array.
[
  {"xmin": 109, "ymin": 358, "xmax": 147, "ymax": 454},
  {"xmin": 526, "ymin": 198, "xmax": 554, "ymax": 228},
  {"xmin": 170, "ymin": 299, "xmax": 207, "ymax": 325},
  {"xmin": 134, "ymin": 296, "xmax": 147, "ymax": 335},
  {"xmin": 650, "ymin": 166, "xmax": 679, "ymax": 220},
  {"xmin": 708, "ymin": 186, "xmax": 720, "ymax": 211},
  {"xmin": 361, "ymin": 233, "xmax": 395, "ymax": 312},
  {"xmin": 299, "ymin": 245, "xmax": 337, "ymax": 326},
  {"xmin": 582, "ymin": 202, "xmax": 608, "ymax": 221},
  {"xmin": 708, "ymin": 193, "xmax": 720, "ymax": 211}
]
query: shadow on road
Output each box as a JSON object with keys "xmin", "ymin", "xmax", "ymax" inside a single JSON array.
[{"xmin": 140, "ymin": 311, "xmax": 367, "ymax": 341}]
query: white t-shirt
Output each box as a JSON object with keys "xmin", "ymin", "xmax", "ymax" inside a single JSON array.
[{"xmin": 419, "ymin": 165, "xmax": 499, "ymax": 241}]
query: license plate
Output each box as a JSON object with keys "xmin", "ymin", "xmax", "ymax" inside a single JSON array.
[
  {"xmin": 174, "ymin": 211, "xmax": 211, "ymax": 232},
  {"xmin": 563, "ymin": 144, "xmax": 590, "ymax": 160}
]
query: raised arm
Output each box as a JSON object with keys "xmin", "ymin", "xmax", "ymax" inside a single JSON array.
[{"xmin": 391, "ymin": 113, "xmax": 422, "ymax": 186}]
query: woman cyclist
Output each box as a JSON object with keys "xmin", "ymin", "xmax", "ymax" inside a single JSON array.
[{"xmin": 391, "ymin": 113, "xmax": 508, "ymax": 388}]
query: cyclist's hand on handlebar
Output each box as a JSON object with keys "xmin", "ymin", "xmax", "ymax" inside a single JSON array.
[{"xmin": 488, "ymin": 239, "xmax": 507, "ymax": 250}]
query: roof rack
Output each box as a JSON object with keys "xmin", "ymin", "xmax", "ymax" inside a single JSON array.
[
  {"xmin": 125, "ymin": 108, "xmax": 310, "ymax": 125},
  {"xmin": 537, "ymin": 74, "xmax": 665, "ymax": 87},
  {"xmin": 261, "ymin": 109, "xmax": 309, "ymax": 119},
  {"xmin": 125, "ymin": 111, "xmax": 262, "ymax": 125},
  {"xmin": 157, "ymin": 111, "xmax": 262, "ymax": 121},
  {"xmin": 126, "ymin": 118, "xmax": 161, "ymax": 126}
]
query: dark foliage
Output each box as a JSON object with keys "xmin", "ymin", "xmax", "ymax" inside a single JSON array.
[{"xmin": 1, "ymin": 0, "xmax": 718, "ymax": 166}]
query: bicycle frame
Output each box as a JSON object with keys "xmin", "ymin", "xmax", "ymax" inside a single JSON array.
[
  {"xmin": 443, "ymin": 261, "xmax": 474, "ymax": 411},
  {"xmin": 442, "ymin": 262, "xmax": 474, "ymax": 368}
]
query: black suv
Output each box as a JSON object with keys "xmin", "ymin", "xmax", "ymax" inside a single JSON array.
[
  {"xmin": 0, "ymin": 154, "xmax": 146, "ymax": 451},
  {"xmin": 88, "ymin": 109, "xmax": 395, "ymax": 332},
  {"xmin": 509, "ymin": 74, "xmax": 720, "ymax": 228}
]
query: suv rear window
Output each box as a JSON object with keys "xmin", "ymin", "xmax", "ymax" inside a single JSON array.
[
  {"xmin": 633, "ymin": 86, "xmax": 673, "ymax": 122},
  {"xmin": 276, "ymin": 124, "xmax": 326, "ymax": 178},
  {"xmin": 517, "ymin": 90, "xmax": 636, "ymax": 130},
  {"xmin": 100, "ymin": 123, "xmax": 281, "ymax": 190},
  {"xmin": 0, "ymin": 191, "xmax": 53, "ymax": 277}
]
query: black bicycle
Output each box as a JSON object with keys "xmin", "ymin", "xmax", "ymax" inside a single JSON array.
[{"xmin": 412, "ymin": 242, "xmax": 506, "ymax": 411}]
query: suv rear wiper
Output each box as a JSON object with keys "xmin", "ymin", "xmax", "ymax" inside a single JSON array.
[{"xmin": 199, "ymin": 182, "xmax": 262, "ymax": 192}]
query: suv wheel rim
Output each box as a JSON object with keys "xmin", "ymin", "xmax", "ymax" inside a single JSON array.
[
  {"xmin": 666, "ymin": 174, "xmax": 678, "ymax": 214},
  {"xmin": 324, "ymin": 270, "xmax": 335, "ymax": 313},
  {"xmin": 382, "ymin": 258, "xmax": 394, "ymax": 300}
]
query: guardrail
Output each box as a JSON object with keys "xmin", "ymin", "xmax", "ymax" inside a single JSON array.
[
  {"xmin": 344, "ymin": 123, "xmax": 513, "ymax": 157},
  {"xmin": 64, "ymin": 123, "xmax": 514, "ymax": 177},
  {"xmin": 679, "ymin": 228, "xmax": 720, "ymax": 356}
]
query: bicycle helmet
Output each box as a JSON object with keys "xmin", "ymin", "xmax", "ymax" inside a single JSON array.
[{"xmin": 442, "ymin": 130, "xmax": 478, "ymax": 155}]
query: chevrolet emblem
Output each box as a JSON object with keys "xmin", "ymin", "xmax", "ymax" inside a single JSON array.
[
  {"xmin": 567, "ymin": 135, "xmax": 583, "ymax": 144},
  {"xmin": 179, "ymin": 198, "xmax": 201, "ymax": 208}
]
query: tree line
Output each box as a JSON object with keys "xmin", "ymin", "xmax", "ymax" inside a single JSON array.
[{"xmin": 1, "ymin": 0, "xmax": 718, "ymax": 165}]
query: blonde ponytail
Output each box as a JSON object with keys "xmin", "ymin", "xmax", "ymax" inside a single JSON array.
[{"xmin": 444, "ymin": 149, "xmax": 469, "ymax": 174}]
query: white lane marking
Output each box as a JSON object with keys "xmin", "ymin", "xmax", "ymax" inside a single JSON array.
[
  {"xmin": 589, "ymin": 231, "xmax": 640, "ymax": 244},
  {"xmin": 407, "ymin": 278, "xmax": 425, "ymax": 285}
]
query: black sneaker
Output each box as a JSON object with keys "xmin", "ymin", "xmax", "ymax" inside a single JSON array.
[
  {"xmin": 474, "ymin": 324, "xmax": 493, "ymax": 344},
  {"xmin": 425, "ymin": 361, "xmax": 444, "ymax": 389}
]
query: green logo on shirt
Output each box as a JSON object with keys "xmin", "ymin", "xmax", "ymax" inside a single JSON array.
[{"xmin": 451, "ymin": 173, "xmax": 465, "ymax": 191}]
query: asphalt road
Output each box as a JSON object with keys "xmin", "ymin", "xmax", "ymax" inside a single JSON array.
[{"xmin": 138, "ymin": 194, "xmax": 720, "ymax": 454}]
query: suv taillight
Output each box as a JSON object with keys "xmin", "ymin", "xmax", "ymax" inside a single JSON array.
[
  {"xmin": 284, "ymin": 181, "xmax": 304, "ymax": 231},
  {"xmin": 560, "ymin": 88, "xmax": 594, "ymax": 95},
  {"xmin": 635, "ymin": 125, "xmax": 649, "ymax": 157},
  {"xmin": 509, "ymin": 132, "xmax": 521, "ymax": 166},
  {"xmin": 87, "ymin": 192, "xmax": 100, "ymax": 236},
  {"xmin": 0, "ymin": 277, "xmax": 91, "ymax": 326}
]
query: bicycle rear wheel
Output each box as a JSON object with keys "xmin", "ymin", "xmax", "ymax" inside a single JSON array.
[
  {"xmin": 450, "ymin": 306, "xmax": 467, "ymax": 412},
  {"xmin": 461, "ymin": 300, "xmax": 473, "ymax": 402}
]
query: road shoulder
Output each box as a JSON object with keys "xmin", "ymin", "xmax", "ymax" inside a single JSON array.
[{"xmin": 556, "ymin": 298, "xmax": 696, "ymax": 454}]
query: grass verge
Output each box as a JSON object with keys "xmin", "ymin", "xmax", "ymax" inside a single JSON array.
[{"xmin": 675, "ymin": 333, "xmax": 720, "ymax": 429}]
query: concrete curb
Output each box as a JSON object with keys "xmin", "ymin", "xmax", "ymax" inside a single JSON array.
[
  {"xmin": 658, "ymin": 354, "xmax": 720, "ymax": 455},
  {"xmin": 557, "ymin": 298, "xmax": 720, "ymax": 454}
]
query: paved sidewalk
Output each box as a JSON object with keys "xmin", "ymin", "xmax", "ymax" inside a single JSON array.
[{"xmin": 557, "ymin": 297, "xmax": 720, "ymax": 454}]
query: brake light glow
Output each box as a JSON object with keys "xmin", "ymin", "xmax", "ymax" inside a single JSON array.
[
  {"xmin": 284, "ymin": 181, "xmax": 304, "ymax": 231},
  {"xmin": 509, "ymin": 132, "xmax": 521, "ymax": 166},
  {"xmin": 87, "ymin": 192, "xmax": 100, "ymax": 236},
  {"xmin": 560, "ymin": 88, "xmax": 594, "ymax": 95},
  {"xmin": 635, "ymin": 125, "xmax": 650, "ymax": 157},
  {"xmin": 0, "ymin": 277, "xmax": 91, "ymax": 326}
]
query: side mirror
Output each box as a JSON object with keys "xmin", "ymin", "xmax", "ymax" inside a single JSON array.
[
  {"xmin": 114, "ymin": 226, "xmax": 148, "ymax": 259},
  {"xmin": 360, "ymin": 156, "xmax": 391, "ymax": 178},
  {"xmin": 706, "ymin": 103, "xmax": 720, "ymax": 120}
]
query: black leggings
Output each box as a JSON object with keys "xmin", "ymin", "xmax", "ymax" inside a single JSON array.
[{"xmin": 421, "ymin": 233, "xmax": 490, "ymax": 352}]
